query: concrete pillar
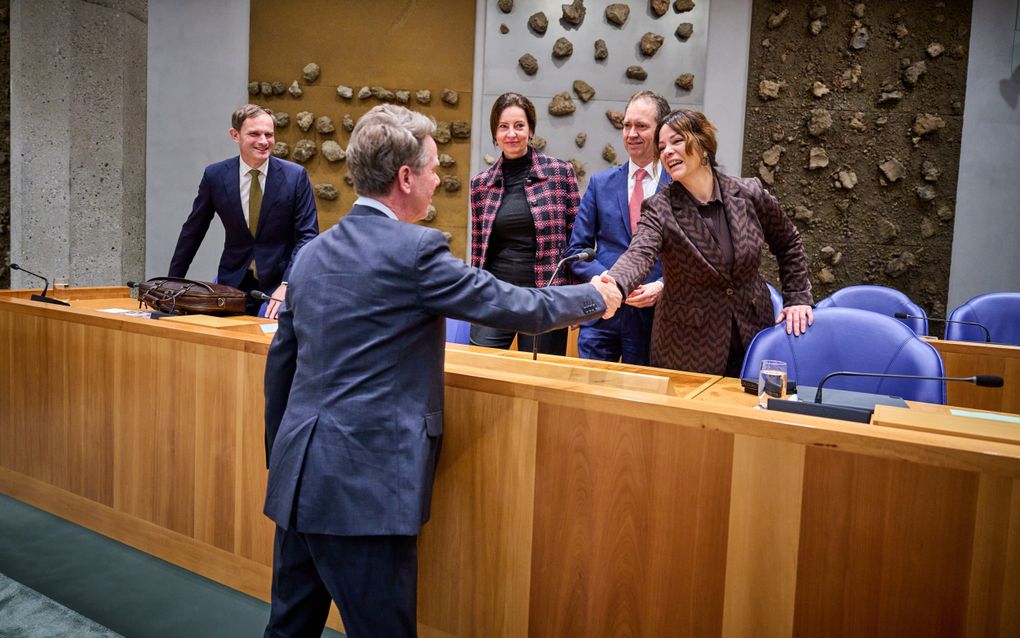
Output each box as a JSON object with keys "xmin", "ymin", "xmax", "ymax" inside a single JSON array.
[{"xmin": 9, "ymin": 0, "xmax": 146, "ymax": 287}]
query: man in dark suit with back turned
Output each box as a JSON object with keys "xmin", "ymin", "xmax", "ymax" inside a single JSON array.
[
  {"xmin": 566, "ymin": 91, "xmax": 672, "ymax": 365},
  {"xmin": 168, "ymin": 104, "xmax": 318, "ymax": 318},
  {"xmin": 261, "ymin": 104, "xmax": 622, "ymax": 638}
]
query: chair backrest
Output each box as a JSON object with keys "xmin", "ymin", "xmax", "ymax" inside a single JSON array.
[
  {"xmin": 257, "ymin": 301, "xmax": 269, "ymax": 318},
  {"xmin": 765, "ymin": 282, "xmax": 783, "ymax": 321},
  {"xmin": 446, "ymin": 317, "xmax": 472, "ymax": 344},
  {"xmin": 740, "ymin": 307, "xmax": 946, "ymax": 404},
  {"xmin": 814, "ymin": 285, "xmax": 928, "ymax": 336},
  {"xmin": 945, "ymin": 292, "xmax": 1020, "ymax": 345}
]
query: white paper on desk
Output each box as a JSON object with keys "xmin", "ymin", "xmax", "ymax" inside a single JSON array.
[
  {"xmin": 950, "ymin": 409, "xmax": 1020, "ymax": 424},
  {"xmin": 260, "ymin": 323, "xmax": 278, "ymax": 334},
  {"xmin": 99, "ymin": 308, "xmax": 152, "ymax": 318}
]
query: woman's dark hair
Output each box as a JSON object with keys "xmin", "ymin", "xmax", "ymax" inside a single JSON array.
[
  {"xmin": 655, "ymin": 109, "xmax": 719, "ymax": 168},
  {"xmin": 489, "ymin": 92, "xmax": 537, "ymax": 143}
]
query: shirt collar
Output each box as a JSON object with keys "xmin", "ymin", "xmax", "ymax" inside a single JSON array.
[
  {"xmin": 240, "ymin": 157, "xmax": 269, "ymax": 178},
  {"xmin": 628, "ymin": 159, "xmax": 659, "ymax": 183},
  {"xmin": 354, "ymin": 196, "xmax": 399, "ymax": 220}
]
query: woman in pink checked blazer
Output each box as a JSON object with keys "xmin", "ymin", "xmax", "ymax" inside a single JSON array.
[{"xmin": 468, "ymin": 92, "xmax": 580, "ymax": 356}]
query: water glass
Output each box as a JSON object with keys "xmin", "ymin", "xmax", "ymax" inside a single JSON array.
[{"xmin": 758, "ymin": 360, "xmax": 788, "ymax": 408}]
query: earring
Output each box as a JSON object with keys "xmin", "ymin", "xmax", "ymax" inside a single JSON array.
[{"xmin": 701, "ymin": 151, "xmax": 709, "ymax": 166}]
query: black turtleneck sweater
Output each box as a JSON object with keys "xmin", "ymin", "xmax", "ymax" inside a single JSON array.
[{"xmin": 485, "ymin": 150, "xmax": 538, "ymax": 286}]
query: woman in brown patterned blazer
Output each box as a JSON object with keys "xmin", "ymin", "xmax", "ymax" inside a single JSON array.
[
  {"xmin": 468, "ymin": 92, "xmax": 580, "ymax": 355},
  {"xmin": 608, "ymin": 109, "xmax": 814, "ymax": 375}
]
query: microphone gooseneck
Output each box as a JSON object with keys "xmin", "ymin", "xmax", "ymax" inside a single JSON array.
[
  {"xmin": 813, "ymin": 371, "xmax": 1005, "ymax": 404},
  {"xmin": 894, "ymin": 312, "xmax": 992, "ymax": 343}
]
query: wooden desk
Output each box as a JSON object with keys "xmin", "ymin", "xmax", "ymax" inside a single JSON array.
[
  {"xmin": 2, "ymin": 288, "xmax": 1020, "ymax": 637},
  {"xmin": 928, "ymin": 338, "xmax": 1020, "ymax": 413}
]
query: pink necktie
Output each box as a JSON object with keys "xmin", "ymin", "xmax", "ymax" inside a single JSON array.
[{"xmin": 629, "ymin": 168, "xmax": 648, "ymax": 233}]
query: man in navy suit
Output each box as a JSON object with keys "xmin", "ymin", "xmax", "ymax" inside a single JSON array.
[
  {"xmin": 567, "ymin": 92, "xmax": 671, "ymax": 365},
  {"xmin": 168, "ymin": 104, "xmax": 318, "ymax": 318},
  {"xmin": 261, "ymin": 105, "xmax": 621, "ymax": 638}
]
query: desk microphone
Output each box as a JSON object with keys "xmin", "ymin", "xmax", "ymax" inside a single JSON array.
[
  {"xmin": 894, "ymin": 313, "xmax": 992, "ymax": 343},
  {"xmin": 532, "ymin": 248, "xmax": 597, "ymax": 361},
  {"xmin": 767, "ymin": 371, "xmax": 1004, "ymax": 423},
  {"xmin": 813, "ymin": 371, "xmax": 1003, "ymax": 404},
  {"xmin": 250, "ymin": 290, "xmax": 285, "ymax": 304},
  {"xmin": 9, "ymin": 263, "xmax": 71, "ymax": 306}
]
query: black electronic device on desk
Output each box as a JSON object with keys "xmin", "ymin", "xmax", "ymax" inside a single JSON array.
[
  {"xmin": 741, "ymin": 377, "xmax": 797, "ymax": 396},
  {"xmin": 764, "ymin": 371, "xmax": 1003, "ymax": 424}
]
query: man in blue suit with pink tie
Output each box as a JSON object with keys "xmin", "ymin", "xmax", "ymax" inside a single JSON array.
[
  {"xmin": 168, "ymin": 104, "xmax": 318, "ymax": 318},
  {"xmin": 567, "ymin": 92, "xmax": 671, "ymax": 365}
]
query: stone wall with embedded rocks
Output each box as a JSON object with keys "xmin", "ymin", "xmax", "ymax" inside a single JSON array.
[
  {"xmin": 247, "ymin": 0, "xmax": 476, "ymax": 257},
  {"xmin": 743, "ymin": 0, "xmax": 971, "ymax": 317},
  {"xmin": 1, "ymin": 0, "xmax": 8, "ymax": 288}
]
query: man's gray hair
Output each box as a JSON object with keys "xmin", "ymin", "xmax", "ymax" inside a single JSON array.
[{"xmin": 347, "ymin": 105, "xmax": 437, "ymax": 197}]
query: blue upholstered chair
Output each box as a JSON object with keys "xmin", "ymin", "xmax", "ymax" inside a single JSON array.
[
  {"xmin": 815, "ymin": 285, "xmax": 928, "ymax": 336},
  {"xmin": 945, "ymin": 292, "xmax": 1020, "ymax": 345},
  {"xmin": 766, "ymin": 282, "xmax": 783, "ymax": 321},
  {"xmin": 446, "ymin": 317, "xmax": 472, "ymax": 344},
  {"xmin": 739, "ymin": 307, "xmax": 946, "ymax": 404},
  {"xmin": 258, "ymin": 301, "xmax": 269, "ymax": 318}
]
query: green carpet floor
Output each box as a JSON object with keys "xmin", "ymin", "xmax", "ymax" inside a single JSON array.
[
  {"xmin": 0, "ymin": 572, "xmax": 123, "ymax": 637},
  {"xmin": 0, "ymin": 494, "xmax": 341, "ymax": 638}
]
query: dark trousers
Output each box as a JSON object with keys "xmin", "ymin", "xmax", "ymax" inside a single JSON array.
[
  {"xmin": 264, "ymin": 526, "xmax": 418, "ymax": 638},
  {"xmin": 469, "ymin": 323, "xmax": 568, "ymax": 356},
  {"xmin": 577, "ymin": 304, "xmax": 655, "ymax": 365}
]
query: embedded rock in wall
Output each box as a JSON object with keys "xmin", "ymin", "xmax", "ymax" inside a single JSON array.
[
  {"xmin": 606, "ymin": 109, "xmax": 625, "ymax": 129},
  {"xmin": 851, "ymin": 3, "xmax": 865, "ymax": 18},
  {"xmin": 606, "ymin": 4, "xmax": 630, "ymax": 27},
  {"xmin": 288, "ymin": 81, "xmax": 303, "ymax": 98},
  {"xmin": 808, "ymin": 147, "xmax": 829, "ymax": 169},
  {"xmin": 902, "ymin": 60, "xmax": 927, "ymax": 87},
  {"xmin": 849, "ymin": 24, "xmax": 869, "ymax": 50},
  {"xmin": 260, "ymin": 82, "xmax": 273, "ymax": 97},
  {"xmin": 434, "ymin": 122, "xmax": 452, "ymax": 144},
  {"xmin": 758, "ymin": 79, "xmax": 784, "ymax": 100},
  {"xmin": 674, "ymin": 0, "xmax": 694, "ymax": 11},
  {"xmin": 575, "ymin": 133, "xmax": 587, "ymax": 147},
  {"xmin": 357, "ymin": 86, "xmax": 372, "ymax": 99},
  {"xmin": 248, "ymin": 82, "xmax": 260, "ymax": 95},
  {"xmin": 877, "ymin": 90, "xmax": 903, "ymax": 105},
  {"xmin": 553, "ymin": 37, "xmax": 574, "ymax": 59},
  {"xmin": 274, "ymin": 112, "xmax": 290, "ymax": 128},
  {"xmin": 303, "ymin": 63, "xmax": 320, "ymax": 83},
  {"xmin": 807, "ymin": 109, "xmax": 833, "ymax": 137},
  {"xmin": 315, "ymin": 116, "xmax": 335, "ymax": 134},
  {"xmin": 337, "ymin": 85, "xmax": 353, "ymax": 99},
  {"xmin": 272, "ymin": 81, "xmax": 285, "ymax": 95},
  {"xmin": 594, "ymin": 39, "xmax": 609, "ymax": 60},
  {"xmin": 767, "ymin": 9, "xmax": 789, "ymax": 29},
  {"xmin": 314, "ymin": 184, "xmax": 337, "ymax": 200},
  {"xmin": 297, "ymin": 111, "xmax": 314, "ymax": 131},
  {"xmin": 922, "ymin": 161, "xmax": 941, "ymax": 182},
  {"xmin": 573, "ymin": 80, "xmax": 595, "ymax": 102},
  {"xmin": 675, "ymin": 73, "xmax": 695, "ymax": 90},
  {"xmin": 439, "ymin": 154, "xmax": 456, "ymax": 168},
  {"xmin": 424, "ymin": 205, "xmax": 437, "ymax": 222},
  {"xmin": 810, "ymin": 81, "xmax": 830, "ymax": 98},
  {"xmin": 626, "ymin": 66, "xmax": 648, "ymax": 81},
  {"xmin": 761, "ymin": 144, "xmax": 784, "ymax": 167},
  {"xmin": 343, "ymin": 115, "xmax": 355, "ymax": 132},
  {"xmin": 913, "ymin": 113, "xmax": 946, "ymax": 137},
  {"xmin": 927, "ymin": 42, "xmax": 945, "ymax": 58},
  {"xmin": 675, "ymin": 23, "xmax": 693, "ymax": 40},
  {"xmin": 272, "ymin": 143, "xmax": 290, "ymax": 159},
  {"xmin": 835, "ymin": 169, "xmax": 857, "ymax": 190},
  {"xmin": 395, "ymin": 90, "xmax": 410, "ymax": 105},
  {"xmin": 442, "ymin": 176, "xmax": 461, "ymax": 192},
  {"xmin": 416, "ymin": 89, "xmax": 432, "ymax": 104},
  {"xmin": 915, "ymin": 184, "xmax": 937, "ymax": 201},
  {"xmin": 549, "ymin": 92, "xmax": 576, "ymax": 116},
  {"xmin": 878, "ymin": 218, "xmax": 899, "ymax": 242},
  {"xmin": 519, "ymin": 54, "xmax": 539, "ymax": 76},
  {"xmin": 650, "ymin": 0, "xmax": 669, "ymax": 17},
  {"xmin": 322, "ymin": 141, "xmax": 346, "ymax": 162},
  {"xmin": 371, "ymin": 86, "xmax": 396, "ymax": 101},
  {"xmin": 885, "ymin": 252, "xmax": 916, "ymax": 278},
  {"xmin": 639, "ymin": 32, "xmax": 664, "ymax": 57},
  {"xmin": 498, "ymin": 0, "xmax": 513, "ymax": 13},
  {"xmin": 293, "ymin": 140, "xmax": 317, "ymax": 163},
  {"xmin": 561, "ymin": 0, "xmax": 586, "ymax": 26},
  {"xmin": 528, "ymin": 12, "xmax": 548, "ymax": 34},
  {"xmin": 531, "ymin": 136, "xmax": 547, "ymax": 150},
  {"xmin": 568, "ymin": 158, "xmax": 586, "ymax": 178},
  {"xmin": 878, "ymin": 158, "xmax": 905, "ymax": 182},
  {"xmin": 603, "ymin": 144, "xmax": 617, "ymax": 163},
  {"xmin": 451, "ymin": 121, "xmax": 471, "ymax": 138},
  {"xmin": 442, "ymin": 89, "xmax": 459, "ymax": 105},
  {"xmin": 484, "ymin": 154, "xmax": 496, "ymax": 165}
]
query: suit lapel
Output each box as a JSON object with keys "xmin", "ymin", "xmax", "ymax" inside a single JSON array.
[
  {"xmin": 221, "ymin": 158, "xmax": 248, "ymax": 236},
  {"xmin": 668, "ymin": 182, "xmax": 730, "ymax": 282},
  {"xmin": 720, "ymin": 176, "xmax": 757, "ymax": 281},
  {"xmin": 610, "ymin": 165, "xmax": 632, "ymax": 239}
]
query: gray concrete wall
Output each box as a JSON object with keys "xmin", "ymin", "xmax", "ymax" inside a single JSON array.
[
  {"xmin": 9, "ymin": 0, "xmax": 147, "ymax": 287},
  {"xmin": 702, "ymin": 0, "xmax": 752, "ymax": 174},
  {"xmin": 949, "ymin": 0, "xmax": 1020, "ymax": 308},
  {"xmin": 145, "ymin": 0, "xmax": 249, "ymax": 281}
]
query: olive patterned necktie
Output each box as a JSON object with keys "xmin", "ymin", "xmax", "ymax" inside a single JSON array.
[{"xmin": 248, "ymin": 168, "xmax": 262, "ymax": 276}]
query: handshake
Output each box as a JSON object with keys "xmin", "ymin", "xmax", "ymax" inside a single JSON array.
[{"xmin": 589, "ymin": 273, "xmax": 623, "ymax": 319}]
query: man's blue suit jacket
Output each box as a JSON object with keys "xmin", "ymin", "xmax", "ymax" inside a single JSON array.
[
  {"xmin": 566, "ymin": 163, "xmax": 668, "ymax": 283},
  {"xmin": 262, "ymin": 205, "xmax": 606, "ymax": 537},
  {"xmin": 168, "ymin": 156, "xmax": 318, "ymax": 290}
]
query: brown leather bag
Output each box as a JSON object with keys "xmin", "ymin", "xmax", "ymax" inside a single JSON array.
[{"xmin": 138, "ymin": 277, "xmax": 247, "ymax": 315}]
